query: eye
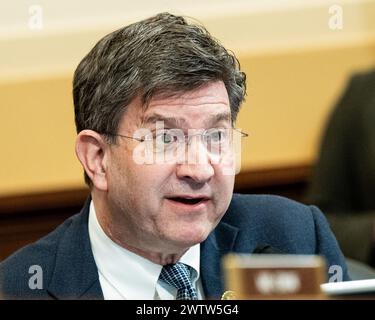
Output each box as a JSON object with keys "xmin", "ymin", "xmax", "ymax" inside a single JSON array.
[
  {"xmin": 206, "ymin": 129, "xmax": 227, "ymax": 144},
  {"xmin": 155, "ymin": 131, "xmax": 176, "ymax": 145}
]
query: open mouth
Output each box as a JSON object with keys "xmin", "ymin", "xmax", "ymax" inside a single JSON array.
[{"xmin": 166, "ymin": 197, "xmax": 207, "ymax": 205}]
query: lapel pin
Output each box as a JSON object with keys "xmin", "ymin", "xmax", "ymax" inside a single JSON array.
[{"xmin": 221, "ymin": 290, "xmax": 236, "ymax": 300}]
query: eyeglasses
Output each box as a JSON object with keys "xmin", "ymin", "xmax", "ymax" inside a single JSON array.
[{"xmin": 104, "ymin": 127, "xmax": 248, "ymax": 155}]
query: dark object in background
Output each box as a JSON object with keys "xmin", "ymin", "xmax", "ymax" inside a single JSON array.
[{"xmin": 307, "ymin": 69, "xmax": 375, "ymax": 266}]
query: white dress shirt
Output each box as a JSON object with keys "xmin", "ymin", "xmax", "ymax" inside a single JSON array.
[{"xmin": 88, "ymin": 201, "xmax": 204, "ymax": 300}]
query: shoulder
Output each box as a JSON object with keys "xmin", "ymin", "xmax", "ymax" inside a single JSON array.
[
  {"xmin": 329, "ymin": 68, "xmax": 375, "ymax": 114},
  {"xmin": 342, "ymin": 69, "xmax": 375, "ymax": 103},
  {"xmin": 0, "ymin": 213, "xmax": 81, "ymax": 299},
  {"xmin": 224, "ymin": 194, "xmax": 329, "ymax": 252},
  {"xmin": 222, "ymin": 194, "xmax": 349, "ymax": 280},
  {"xmin": 225, "ymin": 193, "xmax": 319, "ymax": 225},
  {"xmin": 350, "ymin": 68, "xmax": 375, "ymax": 87}
]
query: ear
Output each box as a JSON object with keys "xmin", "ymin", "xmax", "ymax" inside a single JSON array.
[{"xmin": 75, "ymin": 130, "xmax": 108, "ymax": 191}]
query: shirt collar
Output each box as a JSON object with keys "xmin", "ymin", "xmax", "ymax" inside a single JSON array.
[{"xmin": 88, "ymin": 200, "xmax": 200, "ymax": 299}]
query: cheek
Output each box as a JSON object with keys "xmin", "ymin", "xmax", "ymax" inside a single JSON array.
[
  {"xmin": 217, "ymin": 152, "xmax": 239, "ymax": 177},
  {"xmin": 111, "ymin": 153, "xmax": 176, "ymax": 199},
  {"xmin": 213, "ymin": 165, "xmax": 235, "ymax": 210},
  {"xmin": 215, "ymin": 162, "xmax": 235, "ymax": 189},
  {"xmin": 134, "ymin": 164, "xmax": 176, "ymax": 189}
]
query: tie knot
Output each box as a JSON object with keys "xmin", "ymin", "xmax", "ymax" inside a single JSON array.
[{"xmin": 159, "ymin": 262, "xmax": 198, "ymax": 300}]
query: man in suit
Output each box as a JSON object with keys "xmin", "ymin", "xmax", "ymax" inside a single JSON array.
[{"xmin": 0, "ymin": 12, "xmax": 349, "ymax": 300}]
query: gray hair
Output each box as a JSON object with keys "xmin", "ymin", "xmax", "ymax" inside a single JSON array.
[{"xmin": 73, "ymin": 12, "xmax": 246, "ymax": 185}]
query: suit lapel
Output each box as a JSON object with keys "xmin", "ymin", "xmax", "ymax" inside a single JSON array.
[
  {"xmin": 47, "ymin": 198, "xmax": 104, "ymax": 300},
  {"xmin": 200, "ymin": 221, "xmax": 239, "ymax": 299}
]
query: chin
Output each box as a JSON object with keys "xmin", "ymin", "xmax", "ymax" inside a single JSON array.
[{"xmin": 172, "ymin": 225, "xmax": 211, "ymax": 247}]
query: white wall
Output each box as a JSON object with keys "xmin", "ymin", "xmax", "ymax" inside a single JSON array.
[{"xmin": 1, "ymin": 0, "xmax": 375, "ymax": 81}]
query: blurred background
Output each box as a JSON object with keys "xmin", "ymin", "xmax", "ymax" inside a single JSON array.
[{"xmin": 1, "ymin": 0, "xmax": 375, "ymax": 272}]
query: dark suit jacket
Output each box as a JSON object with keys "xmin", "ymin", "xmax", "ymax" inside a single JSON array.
[
  {"xmin": 307, "ymin": 69, "xmax": 375, "ymax": 264},
  {"xmin": 0, "ymin": 194, "xmax": 349, "ymax": 299}
]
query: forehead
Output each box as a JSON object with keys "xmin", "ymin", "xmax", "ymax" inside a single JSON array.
[
  {"xmin": 121, "ymin": 81, "xmax": 231, "ymax": 131},
  {"xmin": 143, "ymin": 81, "xmax": 230, "ymax": 126}
]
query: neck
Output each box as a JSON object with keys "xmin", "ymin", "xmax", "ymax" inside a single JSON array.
[
  {"xmin": 91, "ymin": 191, "xmax": 188, "ymax": 265},
  {"xmin": 114, "ymin": 242, "xmax": 187, "ymax": 265}
]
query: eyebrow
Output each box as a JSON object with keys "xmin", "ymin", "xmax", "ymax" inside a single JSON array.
[{"xmin": 141, "ymin": 111, "xmax": 232, "ymax": 128}]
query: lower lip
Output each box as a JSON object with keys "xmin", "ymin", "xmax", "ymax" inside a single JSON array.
[{"xmin": 165, "ymin": 198, "xmax": 210, "ymax": 212}]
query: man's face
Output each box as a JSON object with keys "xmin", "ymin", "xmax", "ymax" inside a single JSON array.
[{"xmin": 105, "ymin": 81, "xmax": 235, "ymax": 254}]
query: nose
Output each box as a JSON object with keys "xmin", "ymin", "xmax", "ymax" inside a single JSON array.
[
  {"xmin": 176, "ymin": 162, "xmax": 214, "ymax": 184},
  {"xmin": 175, "ymin": 136, "xmax": 214, "ymax": 184}
]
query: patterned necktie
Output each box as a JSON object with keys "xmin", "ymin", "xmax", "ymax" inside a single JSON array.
[{"xmin": 159, "ymin": 262, "xmax": 198, "ymax": 300}]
